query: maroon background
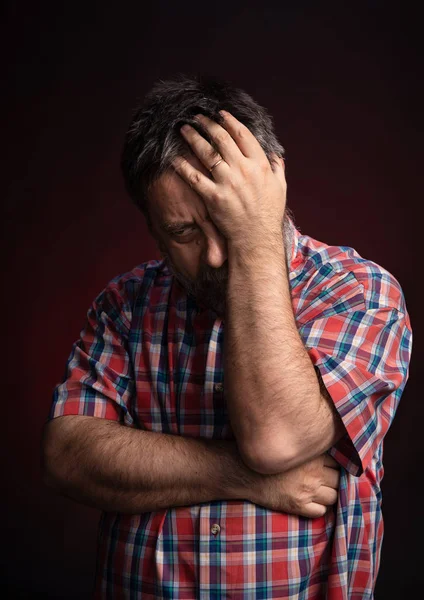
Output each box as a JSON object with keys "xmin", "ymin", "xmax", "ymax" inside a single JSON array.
[{"xmin": 2, "ymin": 1, "xmax": 421, "ymax": 598}]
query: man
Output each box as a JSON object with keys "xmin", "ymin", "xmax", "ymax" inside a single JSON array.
[{"xmin": 42, "ymin": 74, "xmax": 412, "ymax": 599}]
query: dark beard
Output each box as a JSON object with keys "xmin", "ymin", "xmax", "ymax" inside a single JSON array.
[
  {"xmin": 164, "ymin": 254, "xmax": 228, "ymax": 317},
  {"xmin": 160, "ymin": 212, "xmax": 294, "ymax": 318}
]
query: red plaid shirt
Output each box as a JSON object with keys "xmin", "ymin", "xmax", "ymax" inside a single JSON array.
[{"xmin": 49, "ymin": 220, "xmax": 412, "ymax": 599}]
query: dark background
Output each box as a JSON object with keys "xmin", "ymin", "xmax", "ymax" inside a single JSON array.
[{"xmin": 2, "ymin": 1, "xmax": 421, "ymax": 598}]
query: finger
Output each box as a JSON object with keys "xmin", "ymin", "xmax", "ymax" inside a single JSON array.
[
  {"xmin": 172, "ymin": 155, "xmax": 217, "ymax": 199},
  {"xmin": 299, "ymin": 502, "xmax": 327, "ymax": 519},
  {"xmin": 192, "ymin": 114, "xmax": 245, "ymax": 166},
  {"xmin": 323, "ymin": 466, "xmax": 340, "ymax": 491},
  {"xmin": 181, "ymin": 148, "xmax": 216, "ymax": 180},
  {"xmin": 180, "ymin": 123, "xmax": 231, "ymax": 180},
  {"xmin": 219, "ymin": 110, "xmax": 267, "ymax": 160},
  {"xmin": 323, "ymin": 454, "xmax": 340, "ymax": 469},
  {"xmin": 314, "ymin": 485, "xmax": 338, "ymax": 506}
]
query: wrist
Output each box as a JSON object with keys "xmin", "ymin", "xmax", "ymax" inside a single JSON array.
[
  {"xmin": 228, "ymin": 237, "xmax": 286, "ymax": 272},
  {"xmin": 213, "ymin": 439, "xmax": 261, "ymax": 502}
]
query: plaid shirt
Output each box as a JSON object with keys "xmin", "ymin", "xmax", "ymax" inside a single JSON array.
[{"xmin": 49, "ymin": 221, "xmax": 412, "ymax": 599}]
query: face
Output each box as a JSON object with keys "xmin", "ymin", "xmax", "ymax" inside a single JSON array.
[{"xmin": 148, "ymin": 156, "xmax": 293, "ymax": 318}]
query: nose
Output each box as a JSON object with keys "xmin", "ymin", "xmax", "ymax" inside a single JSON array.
[{"xmin": 203, "ymin": 229, "xmax": 228, "ymax": 269}]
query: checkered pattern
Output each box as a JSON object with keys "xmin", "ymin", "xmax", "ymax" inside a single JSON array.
[{"xmin": 49, "ymin": 221, "xmax": 412, "ymax": 599}]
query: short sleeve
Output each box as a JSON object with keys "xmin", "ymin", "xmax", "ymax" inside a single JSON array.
[
  {"xmin": 300, "ymin": 306, "xmax": 412, "ymax": 476},
  {"xmin": 48, "ymin": 279, "xmax": 136, "ymax": 426}
]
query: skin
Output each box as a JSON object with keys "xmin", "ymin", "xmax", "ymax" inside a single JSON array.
[
  {"xmin": 149, "ymin": 110, "xmax": 345, "ymax": 475},
  {"xmin": 173, "ymin": 112, "xmax": 287, "ymax": 247},
  {"xmin": 41, "ymin": 113, "xmax": 341, "ymax": 519},
  {"xmin": 148, "ymin": 147, "xmax": 293, "ymax": 318}
]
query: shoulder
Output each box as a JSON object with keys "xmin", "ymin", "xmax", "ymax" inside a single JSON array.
[
  {"xmin": 292, "ymin": 229, "xmax": 408, "ymax": 323},
  {"xmin": 90, "ymin": 258, "xmax": 171, "ymax": 330},
  {"xmin": 104, "ymin": 258, "xmax": 170, "ymax": 298}
]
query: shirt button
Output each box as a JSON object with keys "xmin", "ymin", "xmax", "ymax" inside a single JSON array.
[
  {"xmin": 214, "ymin": 383, "xmax": 224, "ymax": 393},
  {"xmin": 211, "ymin": 524, "xmax": 221, "ymax": 535}
]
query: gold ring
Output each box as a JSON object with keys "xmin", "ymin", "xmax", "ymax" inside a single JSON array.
[{"xmin": 209, "ymin": 158, "xmax": 223, "ymax": 172}]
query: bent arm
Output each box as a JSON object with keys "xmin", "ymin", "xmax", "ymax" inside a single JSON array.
[
  {"xmin": 225, "ymin": 242, "xmax": 345, "ymax": 475},
  {"xmin": 41, "ymin": 415, "xmax": 255, "ymax": 514}
]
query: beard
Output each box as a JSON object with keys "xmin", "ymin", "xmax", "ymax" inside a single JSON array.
[
  {"xmin": 165, "ymin": 253, "xmax": 229, "ymax": 316},
  {"xmin": 160, "ymin": 213, "xmax": 294, "ymax": 318}
]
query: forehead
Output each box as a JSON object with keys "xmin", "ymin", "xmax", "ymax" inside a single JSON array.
[{"xmin": 148, "ymin": 169, "xmax": 208, "ymax": 230}]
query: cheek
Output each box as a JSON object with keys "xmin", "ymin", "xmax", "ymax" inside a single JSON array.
[{"xmin": 171, "ymin": 246, "xmax": 201, "ymax": 278}]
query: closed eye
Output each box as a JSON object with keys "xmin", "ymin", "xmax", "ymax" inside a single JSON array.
[{"xmin": 172, "ymin": 226, "xmax": 197, "ymax": 236}]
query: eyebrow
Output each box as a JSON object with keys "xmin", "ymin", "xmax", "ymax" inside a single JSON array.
[{"xmin": 159, "ymin": 220, "xmax": 197, "ymax": 234}]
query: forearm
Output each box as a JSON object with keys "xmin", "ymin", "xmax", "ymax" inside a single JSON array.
[
  {"xmin": 42, "ymin": 416, "xmax": 255, "ymax": 514},
  {"xmin": 225, "ymin": 239, "xmax": 341, "ymax": 473}
]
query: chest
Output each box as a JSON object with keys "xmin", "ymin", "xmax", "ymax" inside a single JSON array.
[{"xmin": 128, "ymin": 304, "xmax": 233, "ymax": 439}]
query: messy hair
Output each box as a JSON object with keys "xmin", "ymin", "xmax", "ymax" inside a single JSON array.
[{"xmin": 120, "ymin": 73, "xmax": 286, "ymax": 233}]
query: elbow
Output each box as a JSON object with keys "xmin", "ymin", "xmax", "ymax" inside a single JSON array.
[{"xmin": 239, "ymin": 438, "xmax": 296, "ymax": 475}]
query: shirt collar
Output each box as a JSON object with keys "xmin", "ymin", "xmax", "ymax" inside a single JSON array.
[{"xmin": 287, "ymin": 215, "xmax": 303, "ymax": 277}]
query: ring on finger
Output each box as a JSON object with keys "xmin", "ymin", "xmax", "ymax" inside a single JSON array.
[{"xmin": 209, "ymin": 158, "xmax": 224, "ymax": 173}]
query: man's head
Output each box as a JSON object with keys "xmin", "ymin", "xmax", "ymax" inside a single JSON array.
[{"xmin": 121, "ymin": 74, "xmax": 295, "ymax": 316}]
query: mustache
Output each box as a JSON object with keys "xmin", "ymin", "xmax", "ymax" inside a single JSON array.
[
  {"xmin": 161, "ymin": 252, "xmax": 227, "ymax": 289},
  {"xmin": 198, "ymin": 262, "xmax": 228, "ymax": 285}
]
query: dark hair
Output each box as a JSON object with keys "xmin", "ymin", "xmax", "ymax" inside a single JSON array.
[{"xmin": 120, "ymin": 73, "xmax": 286, "ymax": 233}]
